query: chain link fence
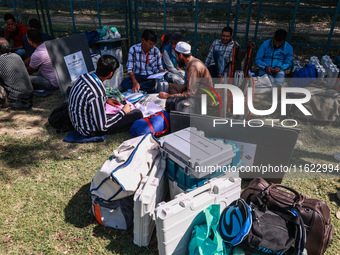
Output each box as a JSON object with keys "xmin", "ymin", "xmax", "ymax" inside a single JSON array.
[{"xmin": 0, "ymin": 0, "xmax": 339, "ymax": 67}]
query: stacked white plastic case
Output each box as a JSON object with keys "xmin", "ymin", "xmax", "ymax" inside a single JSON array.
[
  {"xmin": 159, "ymin": 127, "xmax": 240, "ymax": 190},
  {"xmin": 133, "ymin": 156, "xmax": 168, "ymax": 247},
  {"xmin": 155, "ymin": 176, "xmax": 241, "ymax": 255},
  {"xmin": 321, "ymin": 55, "xmax": 339, "ymax": 87},
  {"xmin": 310, "ymin": 56, "xmax": 326, "ymax": 79}
]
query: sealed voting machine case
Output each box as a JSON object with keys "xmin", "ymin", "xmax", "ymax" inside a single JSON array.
[
  {"xmin": 155, "ymin": 177, "xmax": 241, "ymax": 255},
  {"xmin": 159, "ymin": 127, "xmax": 241, "ymax": 191},
  {"xmin": 133, "ymin": 156, "xmax": 168, "ymax": 247}
]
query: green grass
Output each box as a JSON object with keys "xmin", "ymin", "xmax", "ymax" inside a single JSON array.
[{"xmin": 0, "ymin": 92, "xmax": 339, "ymax": 254}]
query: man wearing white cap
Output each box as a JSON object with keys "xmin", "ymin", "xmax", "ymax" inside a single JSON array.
[{"xmin": 159, "ymin": 41, "xmax": 212, "ymax": 99}]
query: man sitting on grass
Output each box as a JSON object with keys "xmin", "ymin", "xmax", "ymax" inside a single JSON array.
[
  {"xmin": 159, "ymin": 41, "xmax": 213, "ymax": 99},
  {"xmin": 0, "ymin": 37, "xmax": 33, "ymax": 109},
  {"xmin": 255, "ymin": 29, "xmax": 293, "ymax": 88},
  {"xmin": 121, "ymin": 29, "xmax": 165, "ymax": 93},
  {"xmin": 3, "ymin": 13, "xmax": 28, "ymax": 58},
  {"xmin": 26, "ymin": 29, "xmax": 59, "ymax": 93},
  {"xmin": 68, "ymin": 55, "xmax": 143, "ymax": 137}
]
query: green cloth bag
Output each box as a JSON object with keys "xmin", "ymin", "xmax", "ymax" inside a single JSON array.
[
  {"xmin": 105, "ymin": 88, "xmax": 125, "ymax": 104},
  {"xmin": 188, "ymin": 204, "xmax": 232, "ymax": 255}
]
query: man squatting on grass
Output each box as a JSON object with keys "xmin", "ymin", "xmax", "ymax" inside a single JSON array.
[
  {"xmin": 159, "ymin": 41, "xmax": 213, "ymax": 99},
  {"xmin": 68, "ymin": 55, "xmax": 143, "ymax": 137},
  {"xmin": 26, "ymin": 29, "xmax": 59, "ymax": 92},
  {"xmin": 0, "ymin": 37, "xmax": 33, "ymax": 109}
]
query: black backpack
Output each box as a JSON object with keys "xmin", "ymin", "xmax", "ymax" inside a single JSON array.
[
  {"xmin": 48, "ymin": 102, "xmax": 74, "ymax": 133},
  {"xmin": 165, "ymin": 97, "xmax": 199, "ymax": 114},
  {"xmin": 240, "ymin": 204, "xmax": 306, "ymax": 255}
]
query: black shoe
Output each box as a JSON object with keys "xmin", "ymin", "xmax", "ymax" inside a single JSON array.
[{"xmin": 9, "ymin": 101, "xmax": 31, "ymax": 110}]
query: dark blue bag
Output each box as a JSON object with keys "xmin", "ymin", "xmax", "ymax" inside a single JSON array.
[
  {"xmin": 129, "ymin": 110, "xmax": 170, "ymax": 138},
  {"xmin": 290, "ymin": 63, "xmax": 317, "ymax": 87},
  {"xmin": 85, "ymin": 30, "xmax": 100, "ymax": 49},
  {"xmin": 334, "ymin": 56, "xmax": 340, "ymax": 69}
]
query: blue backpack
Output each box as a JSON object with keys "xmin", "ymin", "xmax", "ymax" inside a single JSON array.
[
  {"xmin": 129, "ymin": 110, "xmax": 170, "ymax": 138},
  {"xmin": 290, "ymin": 63, "xmax": 317, "ymax": 87}
]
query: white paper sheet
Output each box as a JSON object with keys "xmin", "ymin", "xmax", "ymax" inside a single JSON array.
[
  {"xmin": 64, "ymin": 51, "xmax": 88, "ymax": 82},
  {"xmin": 135, "ymin": 101, "xmax": 162, "ymax": 117},
  {"xmin": 147, "ymin": 71, "xmax": 168, "ymax": 79}
]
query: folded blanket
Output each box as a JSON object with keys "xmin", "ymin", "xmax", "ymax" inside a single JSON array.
[{"xmin": 63, "ymin": 130, "xmax": 108, "ymax": 143}]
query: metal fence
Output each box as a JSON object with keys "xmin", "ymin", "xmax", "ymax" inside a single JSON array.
[{"xmin": 1, "ymin": 0, "xmax": 339, "ymax": 62}]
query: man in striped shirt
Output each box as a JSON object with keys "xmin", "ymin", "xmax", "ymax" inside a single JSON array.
[
  {"xmin": 121, "ymin": 29, "xmax": 165, "ymax": 93},
  {"xmin": 68, "ymin": 55, "xmax": 143, "ymax": 137},
  {"xmin": 205, "ymin": 26, "xmax": 238, "ymax": 78}
]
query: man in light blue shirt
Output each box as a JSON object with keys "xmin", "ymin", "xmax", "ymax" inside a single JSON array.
[{"xmin": 255, "ymin": 29, "xmax": 293, "ymax": 87}]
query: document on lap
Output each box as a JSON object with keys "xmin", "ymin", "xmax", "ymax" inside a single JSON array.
[{"xmin": 147, "ymin": 71, "xmax": 168, "ymax": 79}]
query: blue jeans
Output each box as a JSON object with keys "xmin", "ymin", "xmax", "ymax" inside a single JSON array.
[
  {"xmin": 14, "ymin": 49, "xmax": 26, "ymax": 58},
  {"xmin": 121, "ymin": 74, "xmax": 156, "ymax": 93},
  {"xmin": 30, "ymin": 70, "xmax": 58, "ymax": 91},
  {"xmin": 259, "ymin": 70, "xmax": 286, "ymax": 87},
  {"xmin": 208, "ymin": 50, "xmax": 228, "ymax": 77}
]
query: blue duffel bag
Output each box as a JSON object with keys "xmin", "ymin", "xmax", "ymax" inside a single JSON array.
[{"xmin": 129, "ymin": 110, "xmax": 170, "ymax": 138}]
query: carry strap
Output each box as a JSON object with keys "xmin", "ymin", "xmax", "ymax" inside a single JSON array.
[
  {"xmin": 245, "ymin": 42, "xmax": 254, "ymax": 78},
  {"xmin": 93, "ymin": 203, "xmax": 104, "ymax": 226},
  {"xmin": 143, "ymin": 111, "xmax": 169, "ymax": 136}
]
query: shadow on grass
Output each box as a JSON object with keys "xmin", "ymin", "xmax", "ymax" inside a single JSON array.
[
  {"xmin": 328, "ymin": 179, "xmax": 340, "ymax": 207},
  {"xmin": 64, "ymin": 183, "xmax": 93, "ymax": 228},
  {"xmin": 292, "ymin": 148, "xmax": 340, "ymax": 168},
  {"xmin": 92, "ymin": 224, "xmax": 158, "ymax": 254},
  {"xmin": 0, "ymin": 134, "xmax": 79, "ymax": 181},
  {"xmin": 64, "ymin": 184, "xmax": 158, "ymax": 254}
]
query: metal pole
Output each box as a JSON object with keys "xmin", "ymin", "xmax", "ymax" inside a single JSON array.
[
  {"xmin": 324, "ymin": 0, "xmax": 340, "ymax": 55},
  {"xmin": 253, "ymin": 0, "xmax": 262, "ymax": 44},
  {"xmin": 69, "ymin": 0, "xmax": 77, "ymax": 34},
  {"xmin": 227, "ymin": 0, "xmax": 232, "ymax": 27},
  {"xmin": 38, "ymin": 0, "xmax": 48, "ymax": 34},
  {"xmin": 96, "ymin": 0, "xmax": 102, "ymax": 29},
  {"xmin": 44, "ymin": 0, "xmax": 54, "ymax": 38},
  {"xmin": 128, "ymin": 0, "xmax": 134, "ymax": 45},
  {"xmin": 244, "ymin": 0, "xmax": 253, "ymax": 47},
  {"xmin": 234, "ymin": 0, "xmax": 240, "ymax": 41},
  {"xmin": 124, "ymin": 0, "xmax": 129, "ymax": 41},
  {"xmin": 12, "ymin": 0, "xmax": 18, "ymax": 21},
  {"xmin": 193, "ymin": 0, "xmax": 199, "ymax": 56},
  {"xmin": 288, "ymin": 0, "xmax": 300, "ymax": 43},
  {"xmin": 163, "ymin": 0, "xmax": 166, "ymax": 35},
  {"xmin": 134, "ymin": 0, "xmax": 139, "ymax": 44}
]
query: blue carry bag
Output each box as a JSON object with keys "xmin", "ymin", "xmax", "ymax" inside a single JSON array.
[
  {"xmin": 290, "ymin": 63, "xmax": 317, "ymax": 87},
  {"xmin": 130, "ymin": 110, "xmax": 170, "ymax": 138}
]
